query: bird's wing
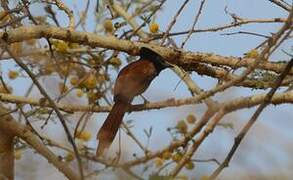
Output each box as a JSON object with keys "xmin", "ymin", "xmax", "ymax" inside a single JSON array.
[{"xmin": 113, "ymin": 59, "xmax": 157, "ymax": 101}]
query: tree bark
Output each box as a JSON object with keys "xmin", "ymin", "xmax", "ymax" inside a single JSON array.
[{"xmin": 0, "ymin": 111, "xmax": 14, "ymax": 180}]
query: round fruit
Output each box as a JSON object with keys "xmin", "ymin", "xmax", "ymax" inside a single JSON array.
[
  {"xmin": 172, "ymin": 152, "xmax": 183, "ymax": 162},
  {"xmin": 65, "ymin": 152, "xmax": 75, "ymax": 162},
  {"xmin": 8, "ymin": 70, "xmax": 19, "ymax": 80},
  {"xmin": 154, "ymin": 157, "xmax": 164, "ymax": 167},
  {"xmin": 186, "ymin": 114, "xmax": 196, "ymax": 124},
  {"xmin": 104, "ymin": 19, "xmax": 114, "ymax": 33},
  {"xmin": 76, "ymin": 130, "xmax": 92, "ymax": 141},
  {"xmin": 162, "ymin": 151, "xmax": 172, "ymax": 160},
  {"xmin": 185, "ymin": 161, "xmax": 195, "ymax": 170},
  {"xmin": 108, "ymin": 57, "xmax": 122, "ymax": 67},
  {"xmin": 176, "ymin": 120, "xmax": 187, "ymax": 134},
  {"xmin": 70, "ymin": 76, "xmax": 79, "ymax": 86},
  {"xmin": 76, "ymin": 89, "xmax": 84, "ymax": 97},
  {"xmin": 149, "ymin": 23, "xmax": 159, "ymax": 33},
  {"xmin": 83, "ymin": 74, "xmax": 97, "ymax": 89}
]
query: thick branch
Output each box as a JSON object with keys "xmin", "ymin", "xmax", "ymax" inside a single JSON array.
[
  {"xmin": 0, "ymin": 25, "xmax": 291, "ymax": 75},
  {"xmin": 0, "ymin": 124, "xmax": 14, "ymax": 180},
  {"xmin": 0, "ymin": 90, "xmax": 292, "ymax": 114}
]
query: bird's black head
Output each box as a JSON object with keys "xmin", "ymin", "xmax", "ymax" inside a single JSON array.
[{"xmin": 139, "ymin": 47, "xmax": 172, "ymax": 72}]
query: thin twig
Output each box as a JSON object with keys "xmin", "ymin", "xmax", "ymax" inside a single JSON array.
[
  {"xmin": 209, "ymin": 58, "xmax": 293, "ymax": 179},
  {"xmin": 151, "ymin": 18, "xmax": 286, "ymax": 40},
  {"xmin": 161, "ymin": 0, "xmax": 191, "ymax": 45},
  {"xmin": 221, "ymin": 31, "xmax": 270, "ymax": 38},
  {"xmin": 181, "ymin": 0, "xmax": 206, "ymax": 48}
]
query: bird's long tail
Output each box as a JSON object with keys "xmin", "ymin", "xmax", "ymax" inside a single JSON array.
[{"xmin": 96, "ymin": 101, "xmax": 128, "ymax": 157}]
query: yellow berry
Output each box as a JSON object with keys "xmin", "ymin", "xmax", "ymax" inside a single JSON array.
[
  {"xmin": 244, "ymin": 49, "xmax": 259, "ymax": 59},
  {"xmin": 14, "ymin": 150, "xmax": 22, "ymax": 160},
  {"xmin": 149, "ymin": 23, "xmax": 159, "ymax": 33},
  {"xmin": 108, "ymin": 57, "xmax": 122, "ymax": 67},
  {"xmin": 76, "ymin": 130, "xmax": 92, "ymax": 141},
  {"xmin": 172, "ymin": 153, "xmax": 183, "ymax": 162},
  {"xmin": 185, "ymin": 161, "xmax": 195, "ymax": 170},
  {"xmin": 65, "ymin": 152, "xmax": 75, "ymax": 162},
  {"xmin": 8, "ymin": 70, "xmax": 19, "ymax": 80},
  {"xmin": 76, "ymin": 89, "xmax": 84, "ymax": 97},
  {"xmin": 176, "ymin": 120, "xmax": 187, "ymax": 134},
  {"xmin": 186, "ymin": 114, "xmax": 196, "ymax": 124},
  {"xmin": 103, "ymin": 19, "xmax": 114, "ymax": 33},
  {"xmin": 70, "ymin": 76, "xmax": 79, "ymax": 86},
  {"xmin": 162, "ymin": 151, "xmax": 172, "ymax": 160},
  {"xmin": 154, "ymin": 157, "xmax": 164, "ymax": 167},
  {"xmin": 58, "ymin": 83, "xmax": 68, "ymax": 94},
  {"xmin": 83, "ymin": 74, "xmax": 97, "ymax": 89},
  {"xmin": 53, "ymin": 40, "xmax": 68, "ymax": 53}
]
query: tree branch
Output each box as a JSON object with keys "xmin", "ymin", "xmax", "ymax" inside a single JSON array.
[
  {"xmin": 0, "ymin": 105, "xmax": 80, "ymax": 180},
  {"xmin": 0, "ymin": 25, "xmax": 291, "ymax": 75}
]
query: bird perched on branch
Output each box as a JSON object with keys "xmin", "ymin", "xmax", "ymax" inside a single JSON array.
[{"xmin": 96, "ymin": 47, "xmax": 171, "ymax": 157}]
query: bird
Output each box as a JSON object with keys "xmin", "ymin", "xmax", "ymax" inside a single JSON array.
[{"xmin": 96, "ymin": 47, "xmax": 171, "ymax": 157}]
